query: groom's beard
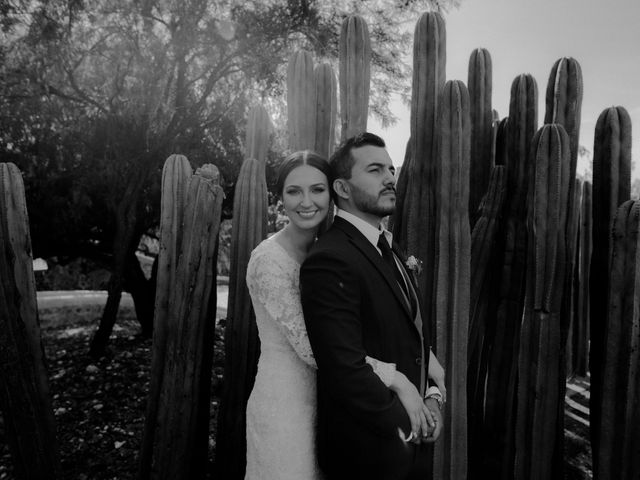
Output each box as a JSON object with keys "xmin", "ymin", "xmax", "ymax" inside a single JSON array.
[{"xmin": 349, "ymin": 182, "xmax": 396, "ymax": 218}]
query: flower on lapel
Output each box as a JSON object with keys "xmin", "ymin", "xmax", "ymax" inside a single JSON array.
[{"xmin": 405, "ymin": 255, "xmax": 423, "ymax": 276}]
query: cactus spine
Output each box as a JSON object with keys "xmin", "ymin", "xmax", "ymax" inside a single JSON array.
[
  {"xmin": 339, "ymin": 15, "xmax": 371, "ymax": 140},
  {"xmin": 515, "ymin": 124, "xmax": 571, "ymax": 480},
  {"xmin": 596, "ymin": 199, "xmax": 640, "ymax": 480},
  {"xmin": 393, "ymin": 11, "xmax": 446, "ymax": 345},
  {"xmin": 483, "ymin": 74, "xmax": 537, "ymax": 479},
  {"xmin": 468, "ymin": 48, "xmax": 493, "ymax": 226},
  {"xmin": 216, "ymin": 105, "xmax": 270, "ymax": 479},
  {"xmin": 287, "ymin": 50, "xmax": 316, "ymax": 151},
  {"xmin": 590, "ymin": 105, "xmax": 632, "ymax": 470},
  {"xmin": 314, "ymin": 62, "xmax": 338, "ymax": 159},
  {"xmin": 433, "ymin": 79, "xmax": 470, "ymax": 480},
  {"xmin": 0, "ymin": 162, "xmax": 59, "ymax": 479}
]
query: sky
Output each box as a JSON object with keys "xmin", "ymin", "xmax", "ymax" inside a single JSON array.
[{"xmin": 369, "ymin": 0, "xmax": 640, "ymax": 178}]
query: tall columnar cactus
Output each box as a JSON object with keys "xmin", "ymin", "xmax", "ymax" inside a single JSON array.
[
  {"xmin": 595, "ymin": 199, "xmax": 640, "ymax": 480},
  {"xmin": 216, "ymin": 107, "xmax": 270, "ymax": 480},
  {"xmin": 566, "ymin": 177, "xmax": 583, "ymax": 376},
  {"xmin": 574, "ymin": 181, "xmax": 592, "ymax": 376},
  {"xmin": 515, "ymin": 124, "xmax": 571, "ymax": 480},
  {"xmin": 314, "ymin": 62, "xmax": 338, "ymax": 160},
  {"xmin": 590, "ymin": 106, "xmax": 632, "ymax": 465},
  {"xmin": 139, "ymin": 154, "xmax": 192, "ymax": 479},
  {"xmin": 393, "ymin": 11, "xmax": 446, "ymax": 342},
  {"xmin": 468, "ymin": 47, "xmax": 493, "ymax": 227},
  {"xmin": 144, "ymin": 162, "xmax": 224, "ymax": 480},
  {"xmin": 506, "ymin": 74, "xmax": 538, "ymax": 216},
  {"xmin": 0, "ymin": 162, "xmax": 59, "ymax": 479},
  {"xmin": 339, "ymin": 15, "xmax": 371, "ymax": 141},
  {"xmin": 493, "ymin": 117, "xmax": 509, "ymax": 166},
  {"xmin": 246, "ymin": 104, "xmax": 272, "ymax": 163},
  {"xmin": 483, "ymin": 73, "xmax": 537, "ymax": 479},
  {"xmin": 544, "ymin": 57, "xmax": 583, "ymax": 378},
  {"xmin": 287, "ymin": 50, "xmax": 316, "ymax": 151},
  {"xmin": 433, "ymin": 79, "xmax": 470, "ymax": 480},
  {"xmin": 544, "ymin": 57, "xmax": 583, "ymax": 207},
  {"xmin": 467, "ymin": 165, "xmax": 506, "ymax": 474}
]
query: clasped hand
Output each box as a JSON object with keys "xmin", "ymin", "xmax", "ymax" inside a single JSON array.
[{"xmin": 392, "ymin": 373, "xmax": 443, "ymax": 443}]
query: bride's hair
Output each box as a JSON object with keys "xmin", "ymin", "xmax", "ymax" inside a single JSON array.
[{"xmin": 275, "ymin": 150, "xmax": 332, "ymax": 196}]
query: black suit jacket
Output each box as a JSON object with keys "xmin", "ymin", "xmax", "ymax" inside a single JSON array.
[{"xmin": 300, "ymin": 216, "xmax": 431, "ymax": 480}]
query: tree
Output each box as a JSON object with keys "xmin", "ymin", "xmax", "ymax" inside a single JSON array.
[{"xmin": 0, "ymin": 0, "xmax": 462, "ymax": 358}]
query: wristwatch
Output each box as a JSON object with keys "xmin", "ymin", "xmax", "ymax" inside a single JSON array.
[{"xmin": 424, "ymin": 386, "xmax": 444, "ymax": 410}]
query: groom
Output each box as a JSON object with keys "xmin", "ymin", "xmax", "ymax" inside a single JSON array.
[{"xmin": 300, "ymin": 132, "xmax": 444, "ymax": 480}]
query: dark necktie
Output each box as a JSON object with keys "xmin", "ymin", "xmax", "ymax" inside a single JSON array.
[{"xmin": 377, "ymin": 233, "xmax": 408, "ymax": 297}]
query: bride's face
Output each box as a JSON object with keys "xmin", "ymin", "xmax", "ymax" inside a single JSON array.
[{"xmin": 282, "ymin": 164, "xmax": 330, "ymax": 231}]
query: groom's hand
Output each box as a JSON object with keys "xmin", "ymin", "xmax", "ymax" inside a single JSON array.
[{"xmin": 419, "ymin": 398, "xmax": 443, "ymax": 443}]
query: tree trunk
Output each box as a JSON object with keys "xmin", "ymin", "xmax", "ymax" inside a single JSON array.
[
  {"xmin": 89, "ymin": 173, "xmax": 143, "ymax": 358},
  {"xmin": 124, "ymin": 247, "xmax": 156, "ymax": 338}
]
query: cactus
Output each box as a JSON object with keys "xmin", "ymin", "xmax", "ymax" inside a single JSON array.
[
  {"xmin": 468, "ymin": 48, "xmax": 493, "ymax": 227},
  {"xmin": 139, "ymin": 154, "xmax": 192, "ymax": 479},
  {"xmin": 544, "ymin": 57, "xmax": 583, "ymax": 383},
  {"xmin": 566, "ymin": 177, "xmax": 583, "ymax": 376},
  {"xmin": 388, "ymin": 138, "xmax": 411, "ymax": 234},
  {"xmin": 507, "ymin": 74, "xmax": 538, "ymax": 216},
  {"xmin": 515, "ymin": 124, "xmax": 571, "ymax": 480},
  {"xmin": 482, "ymin": 74, "xmax": 537, "ymax": 479},
  {"xmin": 216, "ymin": 107, "xmax": 270, "ymax": 479},
  {"xmin": 314, "ymin": 62, "xmax": 338, "ymax": 160},
  {"xmin": 544, "ymin": 58, "xmax": 583, "ymax": 195},
  {"xmin": 152, "ymin": 167, "xmax": 224, "ymax": 480},
  {"xmin": 596, "ymin": 199, "xmax": 640, "ymax": 480},
  {"xmin": 393, "ymin": 11, "xmax": 446, "ymax": 345},
  {"xmin": 0, "ymin": 162, "xmax": 59, "ymax": 478},
  {"xmin": 339, "ymin": 15, "xmax": 371, "ymax": 140},
  {"xmin": 433, "ymin": 79, "xmax": 470, "ymax": 480},
  {"xmin": 574, "ymin": 181, "xmax": 591, "ymax": 376},
  {"xmin": 590, "ymin": 106, "xmax": 632, "ymax": 466},
  {"xmin": 493, "ymin": 117, "xmax": 509, "ymax": 166},
  {"xmin": 287, "ymin": 50, "xmax": 316, "ymax": 151},
  {"xmin": 246, "ymin": 104, "xmax": 272, "ymax": 163},
  {"xmin": 468, "ymin": 165, "xmax": 506, "ymax": 474}
]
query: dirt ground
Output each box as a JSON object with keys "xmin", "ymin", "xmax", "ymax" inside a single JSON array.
[{"xmin": 0, "ymin": 290, "xmax": 591, "ymax": 479}]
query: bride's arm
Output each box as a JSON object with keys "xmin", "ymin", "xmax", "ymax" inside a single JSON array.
[{"xmin": 246, "ymin": 249, "xmax": 317, "ymax": 367}]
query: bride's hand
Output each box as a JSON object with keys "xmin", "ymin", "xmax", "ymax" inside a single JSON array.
[
  {"xmin": 428, "ymin": 350, "xmax": 446, "ymax": 402},
  {"xmin": 390, "ymin": 371, "xmax": 434, "ymax": 440}
]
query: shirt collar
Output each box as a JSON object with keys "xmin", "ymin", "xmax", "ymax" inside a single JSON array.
[{"xmin": 335, "ymin": 209, "xmax": 393, "ymax": 253}]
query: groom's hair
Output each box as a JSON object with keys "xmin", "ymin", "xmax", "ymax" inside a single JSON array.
[
  {"xmin": 275, "ymin": 150, "xmax": 332, "ymax": 196},
  {"xmin": 329, "ymin": 132, "xmax": 386, "ymax": 181}
]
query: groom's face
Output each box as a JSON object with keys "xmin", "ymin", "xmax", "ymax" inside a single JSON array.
[{"xmin": 345, "ymin": 145, "xmax": 397, "ymax": 218}]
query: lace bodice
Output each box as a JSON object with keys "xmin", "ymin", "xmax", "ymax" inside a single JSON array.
[{"xmin": 246, "ymin": 236, "xmax": 316, "ymax": 366}]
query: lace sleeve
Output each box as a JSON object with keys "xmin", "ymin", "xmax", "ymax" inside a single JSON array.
[
  {"xmin": 365, "ymin": 356, "xmax": 396, "ymax": 387},
  {"xmin": 246, "ymin": 247, "xmax": 317, "ymax": 368}
]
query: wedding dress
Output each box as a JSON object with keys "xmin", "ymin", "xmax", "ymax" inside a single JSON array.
[{"xmin": 244, "ymin": 235, "xmax": 396, "ymax": 480}]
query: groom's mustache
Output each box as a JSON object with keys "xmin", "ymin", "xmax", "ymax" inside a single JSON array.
[{"xmin": 380, "ymin": 187, "xmax": 396, "ymax": 195}]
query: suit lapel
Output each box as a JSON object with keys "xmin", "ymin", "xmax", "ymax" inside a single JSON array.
[{"xmin": 332, "ymin": 217, "xmax": 413, "ymax": 322}]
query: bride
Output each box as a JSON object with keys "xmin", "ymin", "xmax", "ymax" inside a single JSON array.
[{"xmin": 244, "ymin": 150, "xmax": 443, "ymax": 479}]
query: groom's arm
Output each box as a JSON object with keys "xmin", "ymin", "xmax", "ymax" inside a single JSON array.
[{"xmin": 300, "ymin": 248, "xmax": 412, "ymax": 439}]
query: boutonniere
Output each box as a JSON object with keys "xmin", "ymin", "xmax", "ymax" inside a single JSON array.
[{"xmin": 405, "ymin": 255, "xmax": 423, "ymax": 276}]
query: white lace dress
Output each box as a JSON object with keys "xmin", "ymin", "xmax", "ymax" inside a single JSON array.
[{"xmin": 244, "ymin": 235, "xmax": 396, "ymax": 480}]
